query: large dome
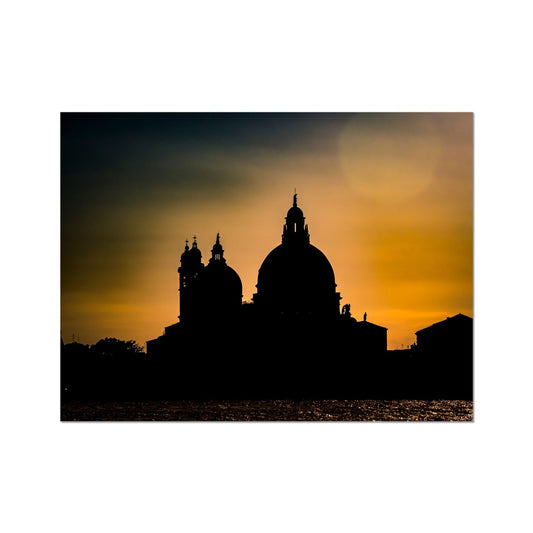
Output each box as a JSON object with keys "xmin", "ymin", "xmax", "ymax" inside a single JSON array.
[
  {"xmin": 258, "ymin": 243, "xmax": 336, "ymax": 289},
  {"xmin": 253, "ymin": 196, "xmax": 341, "ymax": 318}
]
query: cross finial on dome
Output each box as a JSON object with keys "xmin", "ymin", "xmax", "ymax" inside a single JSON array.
[{"xmin": 293, "ymin": 190, "xmax": 297, "ymax": 207}]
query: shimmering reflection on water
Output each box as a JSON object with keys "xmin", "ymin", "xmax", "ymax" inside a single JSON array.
[{"xmin": 61, "ymin": 399, "xmax": 473, "ymax": 422}]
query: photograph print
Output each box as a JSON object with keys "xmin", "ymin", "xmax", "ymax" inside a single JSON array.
[{"xmin": 61, "ymin": 112, "xmax": 473, "ymax": 421}]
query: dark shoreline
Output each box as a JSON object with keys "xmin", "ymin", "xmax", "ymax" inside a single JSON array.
[{"xmin": 61, "ymin": 399, "xmax": 473, "ymax": 422}]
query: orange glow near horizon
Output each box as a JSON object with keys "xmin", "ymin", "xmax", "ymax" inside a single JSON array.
[{"xmin": 61, "ymin": 113, "xmax": 472, "ymax": 350}]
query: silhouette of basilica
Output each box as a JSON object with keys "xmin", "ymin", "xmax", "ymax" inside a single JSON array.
[
  {"xmin": 146, "ymin": 195, "xmax": 388, "ymax": 398},
  {"xmin": 61, "ymin": 194, "xmax": 472, "ymax": 401}
]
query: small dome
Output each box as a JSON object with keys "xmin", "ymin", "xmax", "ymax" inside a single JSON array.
[
  {"xmin": 180, "ymin": 243, "xmax": 190, "ymax": 262},
  {"xmin": 286, "ymin": 205, "xmax": 304, "ymax": 219},
  {"xmin": 189, "ymin": 240, "xmax": 202, "ymax": 260},
  {"xmin": 197, "ymin": 261, "xmax": 243, "ymax": 315},
  {"xmin": 201, "ymin": 262, "xmax": 242, "ymax": 290},
  {"xmin": 286, "ymin": 193, "xmax": 304, "ymax": 221}
]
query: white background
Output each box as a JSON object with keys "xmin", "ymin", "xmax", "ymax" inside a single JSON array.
[{"xmin": 1, "ymin": 1, "xmax": 532, "ymax": 532}]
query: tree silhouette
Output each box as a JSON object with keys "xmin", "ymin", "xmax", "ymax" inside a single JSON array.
[
  {"xmin": 62, "ymin": 337, "xmax": 148, "ymax": 400},
  {"xmin": 90, "ymin": 337, "xmax": 144, "ymax": 360}
]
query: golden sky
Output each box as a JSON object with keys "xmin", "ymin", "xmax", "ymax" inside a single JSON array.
[{"xmin": 61, "ymin": 113, "xmax": 472, "ymax": 349}]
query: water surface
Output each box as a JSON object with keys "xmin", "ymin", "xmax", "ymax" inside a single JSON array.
[{"xmin": 61, "ymin": 399, "xmax": 473, "ymax": 421}]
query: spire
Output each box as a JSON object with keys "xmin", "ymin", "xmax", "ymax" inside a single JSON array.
[
  {"xmin": 210, "ymin": 233, "xmax": 225, "ymax": 263},
  {"xmin": 283, "ymin": 192, "xmax": 309, "ymax": 245},
  {"xmin": 180, "ymin": 238, "xmax": 191, "ymax": 262}
]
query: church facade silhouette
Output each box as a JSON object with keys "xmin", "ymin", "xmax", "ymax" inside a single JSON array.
[
  {"xmin": 147, "ymin": 194, "xmax": 387, "ymax": 352},
  {"xmin": 146, "ymin": 195, "xmax": 388, "ymax": 398}
]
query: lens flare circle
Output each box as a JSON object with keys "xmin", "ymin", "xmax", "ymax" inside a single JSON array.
[{"xmin": 338, "ymin": 115, "xmax": 442, "ymax": 202}]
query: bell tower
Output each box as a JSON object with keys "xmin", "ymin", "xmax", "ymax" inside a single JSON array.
[{"xmin": 177, "ymin": 236, "xmax": 204, "ymax": 323}]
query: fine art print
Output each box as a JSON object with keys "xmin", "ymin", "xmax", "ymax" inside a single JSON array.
[{"xmin": 61, "ymin": 112, "xmax": 473, "ymax": 421}]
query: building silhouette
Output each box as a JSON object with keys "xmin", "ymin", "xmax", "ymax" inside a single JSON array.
[
  {"xmin": 413, "ymin": 313, "xmax": 473, "ymax": 398},
  {"xmin": 145, "ymin": 195, "xmax": 392, "ymax": 398},
  {"xmin": 61, "ymin": 195, "xmax": 472, "ymax": 401},
  {"xmin": 138, "ymin": 194, "xmax": 473, "ymax": 399},
  {"xmin": 147, "ymin": 194, "xmax": 388, "ymax": 355},
  {"xmin": 178, "ymin": 233, "xmax": 242, "ymax": 324},
  {"xmin": 415, "ymin": 313, "xmax": 473, "ymax": 356}
]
